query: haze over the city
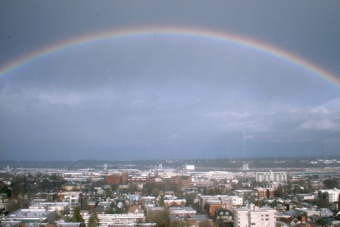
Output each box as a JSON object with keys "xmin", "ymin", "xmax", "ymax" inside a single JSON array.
[{"xmin": 0, "ymin": 1, "xmax": 339, "ymax": 161}]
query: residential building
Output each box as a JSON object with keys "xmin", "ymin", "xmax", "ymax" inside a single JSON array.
[
  {"xmin": 295, "ymin": 207, "xmax": 320, "ymax": 217},
  {"xmin": 107, "ymin": 172, "xmax": 128, "ymax": 185},
  {"xmin": 59, "ymin": 191, "xmax": 82, "ymax": 212},
  {"xmin": 204, "ymin": 201, "xmax": 222, "ymax": 217},
  {"xmin": 256, "ymin": 171, "xmax": 287, "ymax": 182},
  {"xmin": 254, "ymin": 187, "xmax": 276, "ymax": 199},
  {"xmin": 234, "ymin": 207, "xmax": 249, "ymax": 227},
  {"xmin": 1, "ymin": 209, "xmax": 55, "ymax": 224},
  {"xmin": 215, "ymin": 208, "xmax": 233, "ymax": 224},
  {"xmin": 220, "ymin": 196, "xmax": 243, "ymax": 211},
  {"xmin": 185, "ymin": 164, "xmax": 195, "ymax": 171},
  {"xmin": 318, "ymin": 188, "xmax": 340, "ymax": 203},
  {"xmin": 164, "ymin": 199, "xmax": 186, "ymax": 207},
  {"xmin": 204, "ymin": 171, "xmax": 234, "ymax": 180},
  {"xmin": 172, "ymin": 175, "xmax": 192, "ymax": 189},
  {"xmin": 234, "ymin": 204, "xmax": 276, "ymax": 227},
  {"xmin": 0, "ymin": 220, "xmax": 23, "ymax": 227},
  {"xmin": 82, "ymin": 213, "xmax": 145, "ymax": 226},
  {"xmin": 187, "ymin": 215, "xmax": 213, "ymax": 227},
  {"xmin": 169, "ymin": 206, "xmax": 197, "ymax": 216},
  {"xmin": 243, "ymin": 163, "xmax": 249, "ymax": 171},
  {"xmin": 29, "ymin": 202, "xmax": 70, "ymax": 216},
  {"xmin": 141, "ymin": 196, "xmax": 156, "ymax": 208}
]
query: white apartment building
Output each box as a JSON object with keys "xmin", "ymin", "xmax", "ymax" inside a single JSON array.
[
  {"xmin": 221, "ymin": 196, "xmax": 243, "ymax": 210},
  {"xmin": 319, "ymin": 188, "xmax": 340, "ymax": 203},
  {"xmin": 256, "ymin": 171, "xmax": 287, "ymax": 182},
  {"xmin": 169, "ymin": 206, "xmax": 197, "ymax": 216},
  {"xmin": 234, "ymin": 204, "xmax": 276, "ymax": 227},
  {"xmin": 229, "ymin": 196, "xmax": 243, "ymax": 206},
  {"xmin": 29, "ymin": 202, "xmax": 70, "ymax": 216},
  {"xmin": 234, "ymin": 207, "xmax": 249, "ymax": 227},
  {"xmin": 61, "ymin": 192, "xmax": 82, "ymax": 212},
  {"xmin": 186, "ymin": 164, "xmax": 195, "ymax": 170},
  {"xmin": 204, "ymin": 171, "xmax": 234, "ymax": 180},
  {"xmin": 242, "ymin": 163, "xmax": 249, "ymax": 171},
  {"xmin": 1, "ymin": 209, "xmax": 56, "ymax": 224},
  {"xmin": 82, "ymin": 213, "xmax": 145, "ymax": 226}
]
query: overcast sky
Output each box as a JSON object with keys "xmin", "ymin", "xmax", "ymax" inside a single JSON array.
[{"xmin": 0, "ymin": 1, "xmax": 339, "ymax": 161}]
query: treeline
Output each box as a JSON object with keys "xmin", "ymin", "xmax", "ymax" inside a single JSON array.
[{"xmin": 1, "ymin": 156, "xmax": 339, "ymax": 169}]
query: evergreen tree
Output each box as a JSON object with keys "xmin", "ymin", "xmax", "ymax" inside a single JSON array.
[
  {"xmin": 0, "ymin": 184, "xmax": 11, "ymax": 197},
  {"xmin": 71, "ymin": 206, "xmax": 84, "ymax": 223},
  {"xmin": 159, "ymin": 195, "xmax": 165, "ymax": 207},
  {"xmin": 88, "ymin": 211, "xmax": 99, "ymax": 227}
]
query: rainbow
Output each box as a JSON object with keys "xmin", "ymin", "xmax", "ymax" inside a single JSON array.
[{"xmin": 0, "ymin": 26, "xmax": 339, "ymax": 86}]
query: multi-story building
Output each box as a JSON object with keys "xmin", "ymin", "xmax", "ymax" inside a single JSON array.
[
  {"xmin": 185, "ymin": 164, "xmax": 195, "ymax": 171},
  {"xmin": 107, "ymin": 172, "xmax": 128, "ymax": 185},
  {"xmin": 82, "ymin": 213, "xmax": 145, "ymax": 226},
  {"xmin": 204, "ymin": 171, "xmax": 234, "ymax": 180},
  {"xmin": 164, "ymin": 199, "xmax": 186, "ymax": 207},
  {"xmin": 254, "ymin": 187, "xmax": 276, "ymax": 199},
  {"xmin": 234, "ymin": 207, "xmax": 249, "ymax": 227},
  {"xmin": 1, "ymin": 209, "xmax": 56, "ymax": 224},
  {"xmin": 172, "ymin": 175, "xmax": 192, "ymax": 189},
  {"xmin": 242, "ymin": 163, "xmax": 249, "ymax": 171},
  {"xmin": 141, "ymin": 196, "xmax": 156, "ymax": 208},
  {"xmin": 234, "ymin": 204, "xmax": 276, "ymax": 227},
  {"xmin": 256, "ymin": 171, "xmax": 287, "ymax": 183},
  {"xmin": 59, "ymin": 191, "xmax": 82, "ymax": 212},
  {"xmin": 204, "ymin": 201, "xmax": 222, "ymax": 217},
  {"xmin": 169, "ymin": 206, "xmax": 197, "ymax": 216},
  {"xmin": 221, "ymin": 196, "xmax": 243, "ymax": 211},
  {"xmin": 215, "ymin": 208, "xmax": 233, "ymax": 224},
  {"xmin": 255, "ymin": 171, "xmax": 287, "ymax": 182},
  {"xmin": 227, "ymin": 196, "xmax": 243, "ymax": 207},
  {"xmin": 29, "ymin": 202, "xmax": 70, "ymax": 216},
  {"xmin": 234, "ymin": 190, "xmax": 257, "ymax": 198},
  {"xmin": 318, "ymin": 188, "xmax": 340, "ymax": 203},
  {"xmin": 198, "ymin": 195, "xmax": 243, "ymax": 215}
]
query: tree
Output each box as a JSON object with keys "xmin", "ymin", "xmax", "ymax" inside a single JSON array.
[
  {"xmin": 104, "ymin": 188, "xmax": 111, "ymax": 197},
  {"xmin": 152, "ymin": 188, "xmax": 160, "ymax": 197},
  {"xmin": 316, "ymin": 217, "xmax": 330, "ymax": 226},
  {"xmin": 71, "ymin": 206, "xmax": 84, "ymax": 223},
  {"xmin": 323, "ymin": 178, "xmax": 338, "ymax": 189},
  {"xmin": 104, "ymin": 205, "xmax": 114, "ymax": 214},
  {"xmin": 159, "ymin": 195, "xmax": 165, "ymax": 207},
  {"xmin": 0, "ymin": 184, "xmax": 11, "ymax": 197},
  {"xmin": 88, "ymin": 211, "xmax": 99, "ymax": 227},
  {"xmin": 315, "ymin": 196, "xmax": 329, "ymax": 208},
  {"xmin": 184, "ymin": 193, "xmax": 197, "ymax": 206},
  {"xmin": 146, "ymin": 208, "xmax": 170, "ymax": 227}
]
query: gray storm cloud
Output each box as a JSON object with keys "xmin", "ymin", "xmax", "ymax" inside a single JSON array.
[{"xmin": 0, "ymin": 1, "xmax": 339, "ymax": 160}]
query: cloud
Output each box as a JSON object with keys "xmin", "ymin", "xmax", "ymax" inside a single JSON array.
[
  {"xmin": 297, "ymin": 98, "xmax": 340, "ymax": 131},
  {"xmin": 1, "ymin": 20, "xmax": 339, "ymax": 160},
  {"xmin": 298, "ymin": 120, "xmax": 338, "ymax": 130}
]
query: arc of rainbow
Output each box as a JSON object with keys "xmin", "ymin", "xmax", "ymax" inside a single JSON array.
[{"xmin": 0, "ymin": 26, "xmax": 339, "ymax": 86}]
